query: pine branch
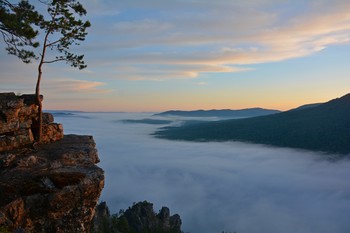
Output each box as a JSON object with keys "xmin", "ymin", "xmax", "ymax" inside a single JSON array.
[
  {"xmin": 42, "ymin": 58, "xmax": 66, "ymax": 64},
  {"xmin": 45, "ymin": 39, "xmax": 61, "ymax": 47}
]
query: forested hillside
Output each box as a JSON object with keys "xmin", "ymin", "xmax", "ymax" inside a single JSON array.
[{"xmin": 155, "ymin": 94, "xmax": 350, "ymax": 154}]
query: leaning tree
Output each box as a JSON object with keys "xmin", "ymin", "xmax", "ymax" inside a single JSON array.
[
  {"xmin": 34, "ymin": 0, "xmax": 90, "ymax": 142},
  {"xmin": 0, "ymin": 0, "xmax": 90, "ymax": 143}
]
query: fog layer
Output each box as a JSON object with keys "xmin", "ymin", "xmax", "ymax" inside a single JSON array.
[{"xmin": 55, "ymin": 112, "xmax": 350, "ymax": 233}]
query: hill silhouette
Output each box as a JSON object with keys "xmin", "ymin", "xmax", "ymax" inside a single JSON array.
[
  {"xmin": 155, "ymin": 108, "xmax": 280, "ymax": 118},
  {"xmin": 154, "ymin": 93, "xmax": 350, "ymax": 154},
  {"xmin": 289, "ymin": 103, "xmax": 321, "ymax": 111}
]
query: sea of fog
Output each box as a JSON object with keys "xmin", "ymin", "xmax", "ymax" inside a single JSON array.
[{"xmin": 53, "ymin": 112, "xmax": 350, "ymax": 233}]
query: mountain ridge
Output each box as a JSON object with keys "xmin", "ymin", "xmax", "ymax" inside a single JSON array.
[
  {"xmin": 155, "ymin": 107, "xmax": 281, "ymax": 118},
  {"xmin": 154, "ymin": 93, "xmax": 350, "ymax": 155}
]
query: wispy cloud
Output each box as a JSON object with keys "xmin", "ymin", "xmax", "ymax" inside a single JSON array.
[
  {"xmin": 113, "ymin": 19, "xmax": 172, "ymax": 34},
  {"xmin": 84, "ymin": 0, "xmax": 350, "ymax": 80},
  {"xmin": 111, "ymin": 64, "xmax": 251, "ymax": 81},
  {"xmin": 84, "ymin": 0, "xmax": 120, "ymax": 16},
  {"xmin": 44, "ymin": 79, "xmax": 112, "ymax": 94}
]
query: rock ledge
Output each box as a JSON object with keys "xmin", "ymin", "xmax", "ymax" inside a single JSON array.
[{"xmin": 0, "ymin": 134, "xmax": 104, "ymax": 232}]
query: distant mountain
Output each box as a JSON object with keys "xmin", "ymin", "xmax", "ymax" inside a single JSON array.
[
  {"xmin": 50, "ymin": 111, "xmax": 91, "ymax": 119},
  {"xmin": 154, "ymin": 93, "xmax": 350, "ymax": 155},
  {"xmin": 121, "ymin": 119, "xmax": 173, "ymax": 125},
  {"xmin": 155, "ymin": 108, "xmax": 281, "ymax": 118}
]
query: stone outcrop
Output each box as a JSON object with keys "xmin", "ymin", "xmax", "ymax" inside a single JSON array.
[
  {"xmin": 0, "ymin": 92, "xmax": 63, "ymax": 152},
  {"xmin": 92, "ymin": 201, "xmax": 182, "ymax": 233},
  {"xmin": 0, "ymin": 134, "xmax": 105, "ymax": 232},
  {"xmin": 91, "ymin": 201, "xmax": 111, "ymax": 233}
]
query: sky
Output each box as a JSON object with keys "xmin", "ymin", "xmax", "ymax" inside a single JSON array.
[
  {"xmin": 55, "ymin": 112, "xmax": 350, "ymax": 233},
  {"xmin": 1, "ymin": 0, "xmax": 350, "ymax": 112}
]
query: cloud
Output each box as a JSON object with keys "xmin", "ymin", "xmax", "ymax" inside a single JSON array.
[
  {"xmin": 110, "ymin": 64, "xmax": 251, "ymax": 81},
  {"xmin": 83, "ymin": 0, "xmax": 350, "ymax": 80},
  {"xmin": 84, "ymin": 0, "xmax": 120, "ymax": 16},
  {"xmin": 113, "ymin": 19, "xmax": 172, "ymax": 34},
  {"xmin": 56, "ymin": 112, "xmax": 350, "ymax": 233},
  {"xmin": 3, "ymin": 0, "xmax": 350, "ymax": 84},
  {"xmin": 44, "ymin": 79, "xmax": 112, "ymax": 94}
]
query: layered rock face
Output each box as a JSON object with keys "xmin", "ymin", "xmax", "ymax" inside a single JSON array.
[
  {"xmin": 0, "ymin": 135, "xmax": 104, "ymax": 232},
  {"xmin": 0, "ymin": 92, "xmax": 63, "ymax": 152},
  {"xmin": 0, "ymin": 93, "xmax": 104, "ymax": 232}
]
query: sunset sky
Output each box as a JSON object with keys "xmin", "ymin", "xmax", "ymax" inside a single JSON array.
[{"xmin": 1, "ymin": 0, "xmax": 350, "ymax": 112}]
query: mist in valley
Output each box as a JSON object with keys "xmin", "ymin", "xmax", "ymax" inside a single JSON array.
[{"xmin": 54, "ymin": 112, "xmax": 350, "ymax": 233}]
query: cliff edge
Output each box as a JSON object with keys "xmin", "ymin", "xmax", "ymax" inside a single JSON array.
[
  {"xmin": 0, "ymin": 135, "xmax": 104, "ymax": 232},
  {"xmin": 0, "ymin": 92, "xmax": 105, "ymax": 232},
  {"xmin": 0, "ymin": 92, "xmax": 63, "ymax": 152}
]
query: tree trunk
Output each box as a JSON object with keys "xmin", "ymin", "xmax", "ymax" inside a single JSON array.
[
  {"xmin": 35, "ymin": 68, "xmax": 43, "ymax": 143},
  {"xmin": 35, "ymin": 28, "xmax": 50, "ymax": 144}
]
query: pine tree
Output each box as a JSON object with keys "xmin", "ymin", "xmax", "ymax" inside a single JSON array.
[{"xmin": 0, "ymin": 0, "xmax": 90, "ymax": 143}]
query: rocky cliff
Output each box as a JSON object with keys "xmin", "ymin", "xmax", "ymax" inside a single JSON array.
[
  {"xmin": 0, "ymin": 92, "xmax": 64, "ymax": 152},
  {"xmin": 0, "ymin": 93, "xmax": 104, "ymax": 232},
  {"xmin": 0, "ymin": 135, "xmax": 104, "ymax": 232},
  {"xmin": 92, "ymin": 201, "xmax": 182, "ymax": 233}
]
